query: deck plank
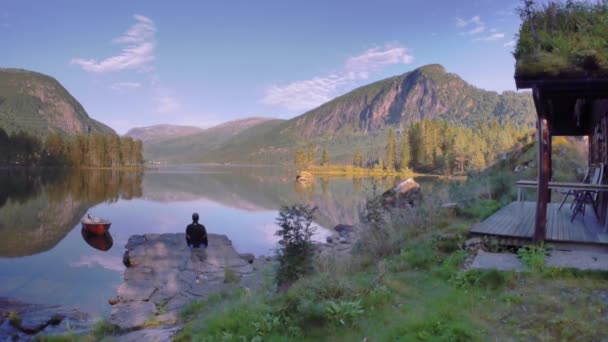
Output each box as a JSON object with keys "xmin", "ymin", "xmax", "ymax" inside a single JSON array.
[{"xmin": 470, "ymin": 201, "xmax": 607, "ymax": 246}]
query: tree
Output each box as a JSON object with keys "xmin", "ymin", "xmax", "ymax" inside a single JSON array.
[
  {"xmin": 306, "ymin": 144, "xmax": 315, "ymax": 167},
  {"xmin": 44, "ymin": 132, "xmax": 65, "ymax": 165},
  {"xmin": 385, "ymin": 128, "xmax": 396, "ymax": 171},
  {"xmin": 294, "ymin": 146, "xmax": 306, "ymax": 170},
  {"xmin": 321, "ymin": 148, "xmax": 329, "ymax": 167},
  {"xmin": 399, "ymin": 132, "xmax": 410, "ymax": 171},
  {"xmin": 275, "ymin": 205, "xmax": 317, "ymax": 288},
  {"xmin": 353, "ymin": 150, "xmax": 363, "ymax": 168},
  {"xmin": 0, "ymin": 127, "xmax": 9, "ymax": 165},
  {"xmin": 408, "ymin": 123, "xmax": 422, "ymax": 170}
]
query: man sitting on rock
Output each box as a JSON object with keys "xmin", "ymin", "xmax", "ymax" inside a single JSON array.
[{"xmin": 186, "ymin": 212, "xmax": 208, "ymax": 283}]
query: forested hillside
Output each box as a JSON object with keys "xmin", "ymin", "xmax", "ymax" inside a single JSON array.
[
  {"xmin": 283, "ymin": 64, "xmax": 535, "ymax": 137},
  {"xmin": 142, "ymin": 64, "xmax": 536, "ymax": 174},
  {"xmin": 0, "ymin": 127, "xmax": 143, "ymax": 168},
  {"xmin": 0, "ymin": 68, "xmax": 115, "ymax": 136}
]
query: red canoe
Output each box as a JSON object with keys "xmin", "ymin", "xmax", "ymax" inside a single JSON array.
[{"xmin": 81, "ymin": 216, "xmax": 112, "ymax": 235}]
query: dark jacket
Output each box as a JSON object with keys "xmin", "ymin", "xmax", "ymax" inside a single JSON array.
[{"xmin": 186, "ymin": 223, "xmax": 208, "ymax": 248}]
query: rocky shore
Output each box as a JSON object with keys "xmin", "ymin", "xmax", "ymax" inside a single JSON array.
[
  {"xmin": 107, "ymin": 233, "xmax": 270, "ymax": 339},
  {"xmin": 0, "ymin": 298, "xmax": 93, "ymax": 341}
]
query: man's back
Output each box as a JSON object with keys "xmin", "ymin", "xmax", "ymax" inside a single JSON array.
[{"xmin": 186, "ymin": 222, "xmax": 208, "ymax": 248}]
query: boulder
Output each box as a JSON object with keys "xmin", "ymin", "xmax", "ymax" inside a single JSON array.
[
  {"xmin": 296, "ymin": 171, "xmax": 314, "ymax": 184},
  {"xmin": 108, "ymin": 233, "xmax": 257, "ymax": 331},
  {"xmin": 382, "ymin": 178, "xmax": 422, "ymax": 207}
]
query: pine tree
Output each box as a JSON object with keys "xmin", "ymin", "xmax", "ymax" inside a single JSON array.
[
  {"xmin": 306, "ymin": 144, "xmax": 315, "ymax": 167},
  {"xmin": 385, "ymin": 128, "xmax": 396, "ymax": 171},
  {"xmin": 294, "ymin": 146, "xmax": 306, "ymax": 170},
  {"xmin": 0, "ymin": 128, "xmax": 9, "ymax": 165},
  {"xmin": 353, "ymin": 150, "xmax": 363, "ymax": 168},
  {"xmin": 321, "ymin": 149, "xmax": 329, "ymax": 167},
  {"xmin": 399, "ymin": 132, "xmax": 410, "ymax": 171}
]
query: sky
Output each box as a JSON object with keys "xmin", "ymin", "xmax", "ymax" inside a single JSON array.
[{"xmin": 1, "ymin": 0, "xmax": 524, "ymax": 134}]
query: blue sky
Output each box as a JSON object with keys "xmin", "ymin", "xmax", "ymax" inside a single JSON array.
[{"xmin": 1, "ymin": 0, "xmax": 523, "ymax": 133}]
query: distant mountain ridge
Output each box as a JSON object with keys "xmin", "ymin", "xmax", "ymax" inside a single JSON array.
[
  {"xmin": 125, "ymin": 124, "xmax": 204, "ymax": 143},
  {"xmin": 140, "ymin": 117, "xmax": 282, "ymax": 162},
  {"xmin": 284, "ymin": 64, "xmax": 535, "ymax": 137},
  {"xmin": 0, "ymin": 68, "xmax": 115, "ymax": 136},
  {"xmin": 133, "ymin": 64, "xmax": 536, "ymax": 164}
]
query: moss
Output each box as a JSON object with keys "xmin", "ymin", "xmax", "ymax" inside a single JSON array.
[{"xmin": 515, "ymin": 1, "xmax": 608, "ymax": 79}]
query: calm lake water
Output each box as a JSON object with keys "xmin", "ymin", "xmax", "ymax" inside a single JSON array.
[{"xmin": 0, "ymin": 166, "xmax": 450, "ymax": 317}]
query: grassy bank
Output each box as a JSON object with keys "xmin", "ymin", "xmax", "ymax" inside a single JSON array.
[{"xmin": 304, "ymin": 165, "xmax": 416, "ymax": 178}]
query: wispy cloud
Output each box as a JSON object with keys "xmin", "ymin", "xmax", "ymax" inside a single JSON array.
[
  {"xmin": 474, "ymin": 33, "xmax": 506, "ymax": 42},
  {"xmin": 261, "ymin": 44, "xmax": 413, "ymax": 111},
  {"xmin": 70, "ymin": 254, "xmax": 125, "ymax": 272},
  {"xmin": 504, "ymin": 40, "xmax": 516, "ymax": 47},
  {"xmin": 110, "ymin": 81, "xmax": 142, "ymax": 90},
  {"xmin": 71, "ymin": 14, "xmax": 156, "ymax": 73},
  {"xmin": 456, "ymin": 16, "xmax": 485, "ymax": 35},
  {"xmin": 157, "ymin": 93, "xmax": 181, "ymax": 113}
]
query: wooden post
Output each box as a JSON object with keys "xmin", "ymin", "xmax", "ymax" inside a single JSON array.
[{"xmin": 533, "ymin": 88, "xmax": 550, "ymax": 243}]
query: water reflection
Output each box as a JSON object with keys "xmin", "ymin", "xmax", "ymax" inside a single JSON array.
[
  {"xmin": 0, "ymin": 166, "xmax": 452, "ymax": 315},
  {"xmin": 0, "ymin": 169, "xmax": 142, "ymax": 257},
  {"xmin": 81, "ymin": 228, "xmax": 113, "ymax": 251}
]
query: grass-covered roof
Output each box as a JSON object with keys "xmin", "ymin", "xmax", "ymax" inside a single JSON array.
[{"xmin": 515, "ymin": 0, "xmax": 608, "ymax": 81}]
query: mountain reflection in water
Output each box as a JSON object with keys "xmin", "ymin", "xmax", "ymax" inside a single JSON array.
[
  {"xmin": 0, "ymin": 169, "xmax": 142, "ymax": 257},
  {"xmin": 0, "ymin": 165, "xmax": 450, "ymax": 315}
]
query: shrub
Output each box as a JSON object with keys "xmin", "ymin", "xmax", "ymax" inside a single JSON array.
[
  {"xmin": 326, "ymin": 300, "xmax": 365, "ymax": 326},
  {"xmin": 275, "ymin": 205, "xmax": 317, "ymax": 288},
  {"xmin": 224, "ymin": 267, "xmax": 240, "ymax": 284},
  {"xmin": 518, "ymin": 245, "xmax": 547, "ymax": 273},
  {"xmin": 8, "ymin": 311, "xmax": 21, "ymax": 328},
  {"xmin": 432, "ymin": 234, "xmax": 464, "ymax": 253},
  {"xmin": 390, "ymin": 244, "xmax": 439, "ymax": 271},
  {"xmin": 449, "ymin": 269, "xmax": 510, "ymax": 290},
  {"xmin": 92, "ymin": 320, "xmax": 120, "ymax": 339}
]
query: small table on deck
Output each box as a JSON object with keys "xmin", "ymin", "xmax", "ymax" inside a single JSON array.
[{"xmin": 516, "ymin": 180, "xmax": 608, "ymax": 202}]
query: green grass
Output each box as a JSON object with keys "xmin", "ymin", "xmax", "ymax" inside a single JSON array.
[{"xmin": 515, "ymin": 0, "xmax": 608, "ymax": 79}]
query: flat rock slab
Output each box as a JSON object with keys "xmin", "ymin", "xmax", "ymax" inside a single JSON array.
[
  {"xmin": 470, "ymin": 249, "xmax": 608, "ymax": 272},
  {"xmin": 469, "ymin": 250, "xmax": 524, "ymax": 272},
  {"xmin": 546, "ymin": 250, "xmax": 608, "ymax": 271},
  {"xmin": 109, "ymin": 233, "xmax": 257, "ymax": 331},
  {"xmin": 115, "ymin": 326, "xmax": 181, "ymax": 342}
]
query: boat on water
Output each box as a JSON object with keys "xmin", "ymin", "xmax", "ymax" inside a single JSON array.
[
  {"xmin": 81, "ymin": 228, "xmax": 113, "ymax": 251},
  {"xmin": 81, "ymin": 214, "xmax": 112, "ymax": 235}
]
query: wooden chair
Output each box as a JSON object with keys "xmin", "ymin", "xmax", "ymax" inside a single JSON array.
[
  {"xmin": 558, "ymin": 166, "xmax": 592, "ymax": 211},
  {"xmin": 571, "ymin": 164, "xmax": 604, "ymax": 222}
]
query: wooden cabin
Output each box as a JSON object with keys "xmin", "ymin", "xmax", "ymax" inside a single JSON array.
[
  {"xmin": 470, "ymin": 1, "xmax": 608, "ymax": 248},
  {"xmin": 470, "ymin": 79, "xmax": 608, "ymax": 248}
]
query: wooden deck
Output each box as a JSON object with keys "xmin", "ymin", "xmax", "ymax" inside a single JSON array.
[{"xmin": 470, "ymin": 201, "xmax": 608, "ymax": 246}]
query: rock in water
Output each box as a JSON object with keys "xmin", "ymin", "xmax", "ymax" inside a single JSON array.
[
  {"xmin": 382, "ymin": 178, "xmax": 422, "ymax": 208},
  {"xmin": 110, "ymin": 233, "xmax": 257, "ymax": 331},
  {"xmin": 296, "ymin": 171, "xmax": 314, "ymax": 184}
]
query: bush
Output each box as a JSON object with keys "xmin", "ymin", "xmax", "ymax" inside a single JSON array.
[
  {"xmin": 275, "ymin": 205, "xmax": 317, "ymax": 288},
  {"xmin": 326, "ymin": 300, "xmax": 365, "ymax": 327},
  {"xmin": 390, "ymin": 244, "xmax": 439, "ymax": 271},
  {"xmin": 518, "ymin": 245, "xmax": 547, "ymax": 273},
  {"xmin": 224, "ymin": 267, "xmax": 240, "ymax": 284},
  {"xmin": 449, "ymin": 269, "xmax": 511, "ymax": 290}
]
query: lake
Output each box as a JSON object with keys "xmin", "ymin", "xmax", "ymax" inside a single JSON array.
[{"xmin": 0, "ymin": 166, "xmax": 451, "ymax": 318}]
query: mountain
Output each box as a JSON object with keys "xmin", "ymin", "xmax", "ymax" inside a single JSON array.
[
  {"xmin": 142, "ymin": 117, "xmax": 283, "ymax": 162},
  {"xmin": 0, "ymin": 68, "xmax": 115, "ymax": 136},
  {"xmin": 125, "ymin": 124, "xmax": 204, "ymax": 144},
  {"xmin": 284, "ymin": 64, "xmax": 535, "ymax": 137},
  {"xmin": 142, "ymin": 64, "xmax": 536, "ymax": 164}
]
